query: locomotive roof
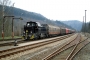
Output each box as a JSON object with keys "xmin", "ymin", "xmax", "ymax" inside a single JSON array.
[{"xmin": 27, "ymin": 21, "xmax": 36, "ymax": 23}]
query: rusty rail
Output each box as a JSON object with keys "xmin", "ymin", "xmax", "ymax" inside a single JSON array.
[
  {"xmin": 42, "ymin": 34, "xmax": 89, "ymax": 60},
  {"xmin": 66, "ymin": 38, "xmax": 89, "ymax": 60},
  {"xmin": 0, "ymin": 34, "xmax": 72, "ymax": 59},
  {"xmin": 42, "ymin": 34, "xmax": 79, "ymax": 60}
]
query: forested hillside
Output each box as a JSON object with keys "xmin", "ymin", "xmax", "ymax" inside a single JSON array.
[
  {"xmin": 62, "ymin": 20, "xmax": 83, "ymax": 31},
  {"xmin": 81, "ymin": 22, "xmax": 90, "ymax": 33},
  {"xmin": 12, "ymin": 7, "xmax": 76, "ymax": 29},
  {"xmin": 0, "ymin": 5, "xmax": 75, "ymax": 37}
]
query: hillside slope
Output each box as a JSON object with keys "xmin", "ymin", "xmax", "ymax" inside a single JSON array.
[
  {"xmin": 61, "ymin": 20, "xmax": 83, "ymax": 31},
  {"xmin": 0, "ymin": 5, "xmax": 78, "ymax": 37},
  {"xmin": 13, "ymin": 7, "xmax": 75, "ymax": 29}
]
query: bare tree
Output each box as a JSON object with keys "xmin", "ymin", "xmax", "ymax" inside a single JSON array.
[
  {"xmin": 0, "ymin": 0, "xmax": 13, "ymax": 37},
  {"xmin": 0, "ymin": 0, "xmax": 12, "ymax": 6}
]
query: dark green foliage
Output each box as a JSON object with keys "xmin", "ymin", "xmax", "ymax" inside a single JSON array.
[
  {"xmin": 87, "ymin": 22, "xmax": 90, "ymax": 33},
  {"xmin": 13, "ymin": 7, "xmax": 47, "ymax": 20},
  {"xmin": 81, "ymin": 22, "xmax": 90, "ymax": 33}
]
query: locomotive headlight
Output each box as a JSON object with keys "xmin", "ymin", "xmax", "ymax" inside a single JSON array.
[
  {"xmin": 23, "ymin": 31, "xmax": 25, "ymax": 33},
  {"xmin": 26, "ymin": 30, "xmax": 28, "ymax": 32},
  {"xmin": 31, "ymin": 31, "xmax": 32, "ymax": 33}
]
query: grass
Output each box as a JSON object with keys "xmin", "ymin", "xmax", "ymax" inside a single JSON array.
[{"xmin": 0, "ymin": 36, "xmax": 21, "ymax": 40}]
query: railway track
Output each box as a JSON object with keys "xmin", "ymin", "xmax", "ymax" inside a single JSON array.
[
  {"xmin": 0, "ymin": 34, "xmax": 73, "ymax": 47},
  {"xmin": 42, "ymin": 34, "xmax": 90, "ymax": 60},
  {"xmin": 0, "ymin": 39, "xmax": 25, "ymax": 47},
  {"xmin": 66, "ymin": 38, "xmax": 89, "ymax": 60},
  {"xmin": 0, "ymin": 34, "xmax": 72, "ymax": 60}
]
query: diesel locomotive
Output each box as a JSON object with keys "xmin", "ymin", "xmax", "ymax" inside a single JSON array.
[
  {"xmin": 22, "ymin": 21, "xmax": 75, "ymax": 40},
  {"xmin": 22, "ymin": 21, "xmax": 48, "ymax": 40}
]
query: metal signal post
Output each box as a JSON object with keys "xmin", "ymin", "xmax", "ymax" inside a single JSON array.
[
  {"xmin": 2, "ymin": 16, "xmax": 14, "ymax": 40},
  {"xmin": 12, "ymin": 17, "xmax": 23, "ymax": 39},
  {"xmin": 2, "ymin": 16, "xmax": 5, "ymax": 40}
]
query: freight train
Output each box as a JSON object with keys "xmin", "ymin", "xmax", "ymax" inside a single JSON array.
[{"xmin": 22, "ymin": 21, "xmax": 75, "ymax": 40}]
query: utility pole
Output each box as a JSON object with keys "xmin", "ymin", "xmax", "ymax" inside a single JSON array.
[
  {"xmin": 83, "ymin": 16, "xmax": 85, "ymax": 33},
  {"xmin": 21, "ymin": 13, "xmax": 23, "ymax": 35},
  {"xmin": 85, "ymin": 10, "xmax": 87, "ymax": 36},
  {"xmin": 12, "ymin": 3, "xmax": 15, "ymax": 39}
]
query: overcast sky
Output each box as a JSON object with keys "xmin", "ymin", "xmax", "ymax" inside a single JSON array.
[{"xmin": 12, "ymin": 0, "xmax": 90, "ymax": 22}]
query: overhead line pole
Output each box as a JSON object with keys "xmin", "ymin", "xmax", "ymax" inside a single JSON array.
[
  {"xmin": 12, "ymin": 3, "xmax": 15, "ymax": 39},
  {"xmin": 85, "ymin": 10, "xmax": 87, "ymax": 36},
  {"xmin": 83, "ymin": 16, "xmax": 84, "ymax": 33}
]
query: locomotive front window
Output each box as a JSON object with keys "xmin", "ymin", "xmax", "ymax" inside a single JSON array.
[
  {"xmin": 32, "ymin": 23, "xmax": 36, "ymax": 26},
  {"xmin": 26, "ymin": 22, "xmax": 36, "ymax": 27}
]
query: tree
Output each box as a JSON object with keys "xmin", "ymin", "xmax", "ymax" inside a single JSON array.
[
  {"xmin": 88, "ymin": 22, "xmax": 90, "ymax": 33},
  {"xmin": 81, "ymin": 21, "xmax": 90, "ymax": 33},
  {"xmin": 0, "ymin": 0, "xmax": 13, "ymax": 37}
]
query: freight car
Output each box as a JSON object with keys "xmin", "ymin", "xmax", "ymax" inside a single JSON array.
[
  {"xmin": 60, "ymin": 27, "xmax": 66, "ymax": 35},
  {"xmin": 42, "ymin": 24, "xmax": 60, "ymax": 37},
  {"xmin": 22, "ymin": 21, "xmax": 74, "ymax": 40}
]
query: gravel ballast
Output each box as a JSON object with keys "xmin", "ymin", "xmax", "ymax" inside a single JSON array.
[
  {"xmin": 12, "ymin": 34, "xmax": 77, "ymax": 60},
  {"xmin": 73, "ymin": 38, "xmax": 90, "ymax": 60}
]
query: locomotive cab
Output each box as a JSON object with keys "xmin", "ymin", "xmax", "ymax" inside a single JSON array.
[
  {"xmin": 25, "ymin": 22, "xmax": 38, "ymax": 32},
  {"xmin": 23, "ymin": 21, "xmax": 38, "ymax": 40}
]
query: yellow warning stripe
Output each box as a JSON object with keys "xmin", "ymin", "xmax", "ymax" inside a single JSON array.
[{"xmin": 30, "ymin": 34, "xmax": 34, "ymax": 39}]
